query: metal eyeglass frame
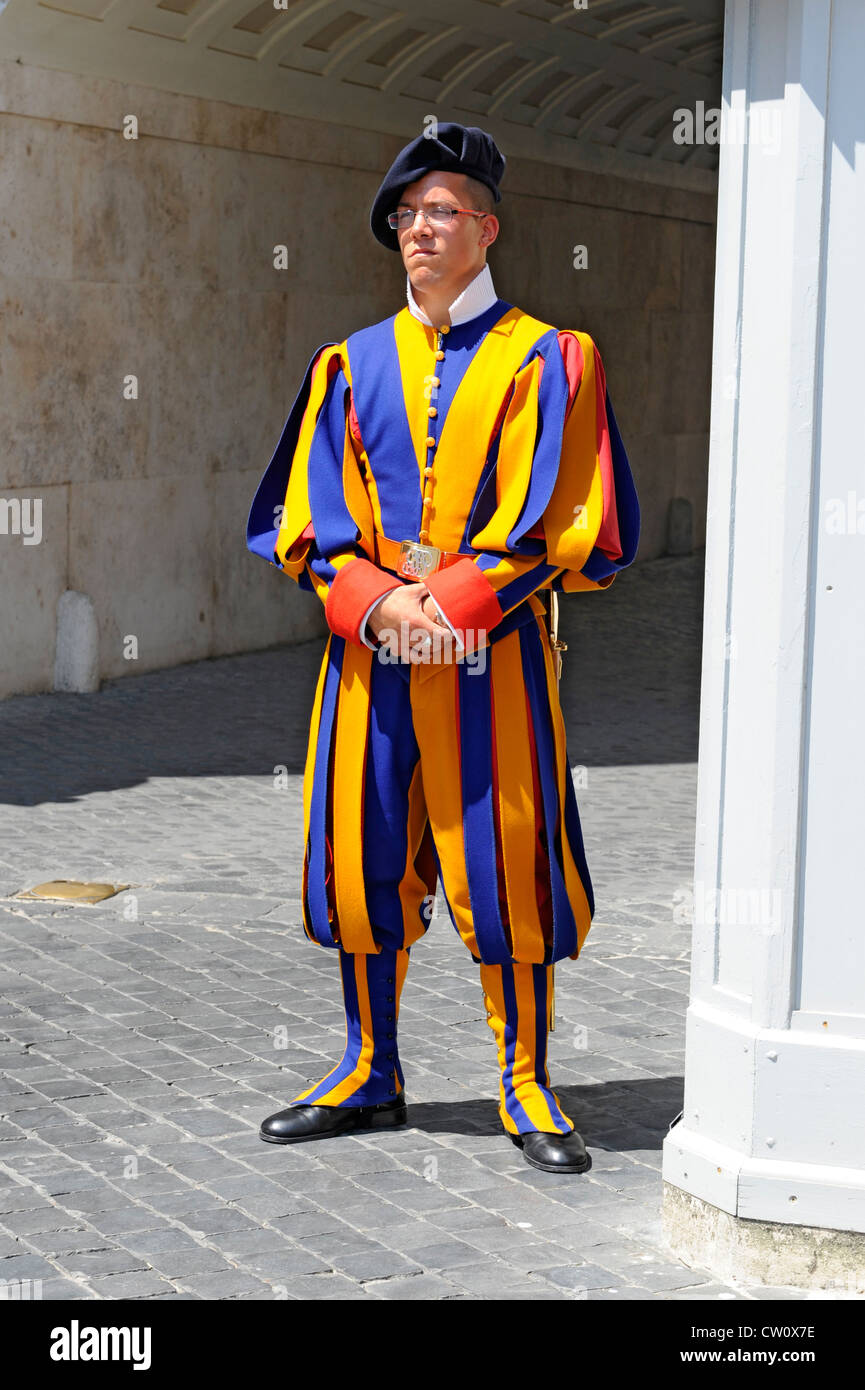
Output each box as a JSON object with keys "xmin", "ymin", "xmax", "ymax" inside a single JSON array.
[{"xmin": 387, "ymin": 205, "xmax": 491, "ymax": 230}]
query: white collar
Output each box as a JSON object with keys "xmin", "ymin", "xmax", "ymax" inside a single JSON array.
[{"xmin": 406, "ymin": 263, "xmax": 497, "ymax": 328}]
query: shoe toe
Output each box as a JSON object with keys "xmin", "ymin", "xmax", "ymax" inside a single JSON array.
[
  {"xmin": 259, "ymin": 1104, "xmax": 339, "ymax": 1142},
  {"xmin": 259, "ymin": 1096, "xmax": 407, "ymax": 1144},
  {"xmin": 513, "ymin": 1128, "xmax": 590, "ymax": 1173}
]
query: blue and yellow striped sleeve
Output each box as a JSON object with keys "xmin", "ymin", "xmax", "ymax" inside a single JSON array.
[
  {"xmin": 247, "ymin": 344, "xmax": 402, "ymax": 647},
  {"xmin": 424, "ymin": 330, "xmax": 640, "ymax": 645}
]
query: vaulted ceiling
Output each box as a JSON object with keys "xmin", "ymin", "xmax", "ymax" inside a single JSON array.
[{"xmin": 0, "ymin": 0, "xmax": 724, "ymax": 188}]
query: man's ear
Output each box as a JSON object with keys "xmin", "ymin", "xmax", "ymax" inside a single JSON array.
[{"xmin": 480, "ymin": 216, "xmax": 500, "ymax": 248}]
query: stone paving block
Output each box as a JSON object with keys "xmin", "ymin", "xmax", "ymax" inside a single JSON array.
[
  {"xmin": 141, "ymin": 1191, "xmax": 223, "ymax": 1218},
  {"xmin": 540, "ymin": 1263, "xmax": 623, "ymax": 1293},
  {"xmin": 253, "ymin": 1271, "xmax": 368, "ymax": 1299},
  {"xmin": 426, "ymin": 1207, "xmax": 514, "ymax": 1235},
  {"xmin": 447, "ymin": 1225, "xmax": 546, "ymax": 1256},
  {"xmin": 316, "ymin": 1201, "xmax": 434, "ymax": 1231},
  {"xmin": 145, "ymin": 1247, "xmax": 242, "ymax": 1286},
  {"xmin": 499, "ymin": 1241, "xmax": 596, "ymax": 1273},
  {"xmin": 0, "ymin": 1208, "xmax": 85, "ymax": 1237},
  {"xmin": 91, "ymin": 1208, "xmax": 179, "ymax": 1236},
  {"xmin": 38, "ymin": 1279, "xmax": 97, "ymax": 1300},
  {"xmin": 88, "ymin": 1270, "xmax": 181, "ymax": 1298},
  {"xmin": 261, "ymin": 1210, "xmax": 347, "ymax": 1240},
  {"xmin": 121, "ymin": 1228, "xmax": 212, "ymax": 1256},
  {"xmin": 330, "ymin": 1250, "xmax": 425, "ymax": 1281},
  {"xmin": 180, "ymin": 1208, "xmax": 263, "ymax": 1235},
  {"xmin": 408, "ymin": 1240, "xmax": 490, "ymax": 1270},
  {"xmin": 239, "ymin": 1248, "xmax": 334, "ymax": 1277},
  {"xmin": 58, "ymin": 1248, "xmax": 152, "ymax": 1278},
  {"xmin": 0, "ymin": 1252, "xmax": 65, "ymax": 1282},
  {"xmin": 363, "ymin": 1272, "xmax": 466, "ymax": 1300},
  {"xmin": 292, "ymin": 1228, "xmax": 388, "ymax": 1258},
  {"xmin": 446, "ymin": 1262, "xmax": 566, "ymax": 1297}
]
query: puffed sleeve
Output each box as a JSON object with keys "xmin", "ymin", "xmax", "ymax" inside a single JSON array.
[
  {"xmin": 246, "ymin": 343, "xmax": 403, "ymax": 647},
  {"xmin": 423, "ymin": 328, "xmax": 640, "ymax": 645}
]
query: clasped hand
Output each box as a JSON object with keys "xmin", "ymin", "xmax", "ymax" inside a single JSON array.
[{"xmin": 366, "ymin": 583, "xmax": 459, "ymax": 664}]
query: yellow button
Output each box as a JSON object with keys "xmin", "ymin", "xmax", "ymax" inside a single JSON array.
[
  {"xmin": 430, "ymin": 377, "xmax": 440, "ymax": 389},
  {"xmin": 422, "ymin": 497, "xmax": 432, "ymax": 508},
  {"xmin": 439, "ymin": 325, "xmax": 450, "ymax": 334},
  {"xmin": 423, "ymin": 466, "xmax": 433, "ymax": 477},
  {"xmin": 427, "ymin": 406, "xmax": 437, "ymax": 418},
  {"xmin": 419, "ymin": 531, "xmax": 430, "ymax": 543},
  {"xmin": 435, "ymin": 350, "xmax": 445, "ymax": 361},
  {"xmin": 425, "ymin": 436, "xmax": 436, "ymax": 448}
]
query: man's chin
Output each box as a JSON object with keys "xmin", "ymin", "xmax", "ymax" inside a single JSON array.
[{"xmin": 406, "ymin": 260, "xmax": 441, "ymax": 285}]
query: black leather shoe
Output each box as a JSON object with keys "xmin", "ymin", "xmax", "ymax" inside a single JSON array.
[
  {"xmin": 259, "ymin": 1094, "xmax": 407, "ymax": 1145},
  {"xmin": 510, "ymin": 1127, "xmax": 591, "ymax": 1174}
]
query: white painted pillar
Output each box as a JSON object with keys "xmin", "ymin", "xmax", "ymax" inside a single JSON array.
[{"xmin": 662, "ymin": 0, "xmax": 865, "ymax": 1272}]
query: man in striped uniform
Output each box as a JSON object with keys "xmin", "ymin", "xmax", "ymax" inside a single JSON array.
[{"xmin": 247, "ymin": 123, "xmax": 639, "ymax": 1173}]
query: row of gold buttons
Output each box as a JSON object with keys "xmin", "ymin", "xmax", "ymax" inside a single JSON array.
[{"xmin": 418, "ymin": 324, "xmax": 449, "ymax": 545}]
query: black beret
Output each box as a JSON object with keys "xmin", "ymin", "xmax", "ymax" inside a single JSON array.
[{"xmin": 370, "ymin": 122, "xmax": 505, "ymax": 251}]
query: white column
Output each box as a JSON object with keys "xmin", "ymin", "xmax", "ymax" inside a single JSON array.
[{"xmin": 662, "ymin": 0, "xmax": 865, "ymax": 1261}]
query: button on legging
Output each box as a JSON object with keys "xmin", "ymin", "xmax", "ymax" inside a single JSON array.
[{"xmin": 288, "ymin": 945, "xmax": 409, "ymax": 1108}]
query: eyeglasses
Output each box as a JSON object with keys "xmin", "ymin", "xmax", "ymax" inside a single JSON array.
[{"xmin": 387, "ymin": 204, "xmax": 490, "ymax": 231}]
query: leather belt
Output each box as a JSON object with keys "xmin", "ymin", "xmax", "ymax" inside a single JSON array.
[{"xmin": 374, "ymin": 532, "xmax": 466, "ymax": 581}]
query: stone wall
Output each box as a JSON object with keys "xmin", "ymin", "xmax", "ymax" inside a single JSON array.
[{"xmin": 0, "ymin": 60, "xmax": 716, "ymax": 698}]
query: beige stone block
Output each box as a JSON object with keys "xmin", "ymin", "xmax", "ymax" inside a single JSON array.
[
  {"xmin": 213, "ymin": 467, "xmax": 327, "ymax": 656},
  {"xmin": 144, "ymin": 281, "xmax": 289, "ymax": 482},
  {"xmin": 269, "ymin": 162, "xmax": 402, "ymax": 302},
  {"xmin": 69, "ymin": 474, "xmax": 215, "ymax": 680},
  {"xmin": 497, "ymin": 201, "xmax": 684, "ymax": 319},
  {"xmin": 67, "ymin": 472, "xmax": 326, "ymax": 685},
  {"xmin": 506, "ymin": 151, "xmax": 718, "ymax": 226},
  {"xmin": 663, "ymin": 1181, "xmax": 865, "ymax": 1292},
  {"xmin": 276, "ymin": 286, "xmax": 402, "ymax": 386},
  {"xmin": 0, "ymin": 60, "xmax": 395, "ymax": 184},
  {"xmin": 70, "ymin": 126, "xmax": 221, "ymax": 288},
  {"xmin": 0, "ymin": 275, "xmax": 150, "ymax": 490},
  {"xmin": 0, "ymin": 120, "xmax": 75, "ymax": 281},
  {"xmin": 0, "ymin": 485, "xmax": 68, "ymax": 698}
]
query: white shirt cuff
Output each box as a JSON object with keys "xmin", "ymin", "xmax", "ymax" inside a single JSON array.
[
  {"xmin": 358, "ymin": 586, "xmax": 402, "ymax": 649},
  {"xmin": 425, "ymin": 594, "xmax": 465, "ymax": 652}
]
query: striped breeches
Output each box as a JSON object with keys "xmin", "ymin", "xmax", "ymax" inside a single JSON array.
[
  {"xmin": 290, "ymin": 944, "xmax": 574, "ymax": 1135},
  {"xmin": 300, "ymin": 598, "xmax": 595, "ymax": 967}
]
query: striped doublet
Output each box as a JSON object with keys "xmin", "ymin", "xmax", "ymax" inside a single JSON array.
[{"xmin": 246, "ymin": 300, "xmax": 639, "ymax": 969}]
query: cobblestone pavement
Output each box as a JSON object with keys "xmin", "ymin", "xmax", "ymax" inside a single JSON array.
[{"xmin": 0, "ymin": 553, "xmax": 814, "ymax": 1300}]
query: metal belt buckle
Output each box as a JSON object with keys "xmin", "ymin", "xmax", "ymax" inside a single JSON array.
[{"xmin": 396, "ymin": 540, "xmax": 442, "ymax": 580}]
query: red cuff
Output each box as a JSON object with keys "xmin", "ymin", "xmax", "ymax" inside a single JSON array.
[
  {"xmin": 424, "ymin": 558, "xmax": 503, "ymax": 645},
  {"xmin": 325, "ymin": 557, "xmax": 403, "ymax": 648}
]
